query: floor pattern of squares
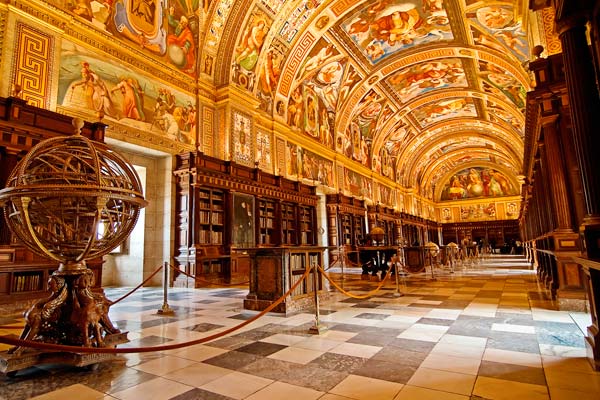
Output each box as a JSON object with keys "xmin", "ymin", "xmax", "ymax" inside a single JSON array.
[{"xmin": 1, "ymin": 255, "xmax": 600, "ymax": 400}]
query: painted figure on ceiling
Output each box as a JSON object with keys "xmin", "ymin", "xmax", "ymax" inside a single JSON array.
[
  {"xmin": 166, "ymin": 6, "xmax": 196, "ymax": 75},
  {"xmin": 235, "ymin": 16, "xmax": 268, "ymax": 70}
]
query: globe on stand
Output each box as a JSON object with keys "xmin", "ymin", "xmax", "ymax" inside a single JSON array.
[{"xmin": 0, "ymin": 118, "xmax": 147, "ymax": 375}]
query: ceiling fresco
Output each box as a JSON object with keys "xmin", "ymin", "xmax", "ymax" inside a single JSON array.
[{"xmin": 206, "ymin": 0, "xmax": 531, "ymax": 203}]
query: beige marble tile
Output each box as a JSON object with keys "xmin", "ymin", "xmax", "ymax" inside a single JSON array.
[
  {"xmin": 30, "ymin": 384, "xmax": 105, "ymax": 400},
  {"xmin": 166, "ymin": 343, "xmax": 228, "ymax": 361},
  {"xmin": 549, "ymin": 387, "xmax": 600, "ymax": 400},
  {"xmin": 329, "ymin": 342, "xmax": 382, "ymax": 358},
  {"xmin": 131, "ymin": 354, "xmax": 197, "ymax": 375},
  {"xmin": 397, "ymin": 323, "xmax": 448, "ymax": 342},
  {"xmin": 244, "ymin": 381, "xmax": 323, "ymax": 400},
  {"xmin": 542, "ymin": 354, "xmax": 600, "ymax": 374},
  {"xmin": 200, "ymin": 371, "xmax": 273, "ymax": 399},
  {"xmin": 421, "ymin": 353, "xmax": 481, "ymax": 375},
  {"xmin": 407, "ymin": 367, "xmax": 476, "ymax": 396},
  {"xmin": 260, "ymin": 333, "xmax": 309, "ymax": 346},
  {"xmin": 545, "ymin": 368, "xmax": 600, "ymax": 394},
  {"xmin": 483, "ymin": 348, "xmax": 542, "ymax": 368},
  {"xmin": 295, "ymin": 336, "xmax": 343, "ymax": 351},
  {"xmin": 394, "ymin": 385, "xmax": 470, "ymax": 400},
  {"xmin": 268, "ymin": 346, "xmax": 324, "ymax": 364},
  {"xmin": 163, "ymin": 362, "xmax": 234, "ymax": 387},
  {"xmin": 110, "ymin": 377, "xmax": 194, "ymax": 400},
  {"xmin": 330, "ymin": 374, "xmax": 404, "ymax": 400},
  {"xmin": 473, "ymin": 376, "xmax": 549, "ymax": 400},
  {"xmin": 431, "ymin": 341, "xmax": 485, "ymax": 360}
]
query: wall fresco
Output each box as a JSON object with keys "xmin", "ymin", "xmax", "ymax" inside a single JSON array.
[
  {"xmin": 58, "ymin": 40, "xmax": 196, "ymax": 144},
  {"xmin": 440, "ymin": 166, "xmax": 518, "ymax": 201}
]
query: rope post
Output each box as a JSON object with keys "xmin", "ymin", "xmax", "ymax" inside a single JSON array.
[
  {"xmin": 393, "ymin": 249, "xmax": 403, "ymax": 297},
  {"xmin": 157, "ymin": 262, "xmax": 175, "ymax": 315},
  {"xmin": 309, "ymin": 262, "xmax": 328, "ymax": 335},
  {"xmin": 429, "ymin": 251, "xmax": 437, "ymax": 281}
]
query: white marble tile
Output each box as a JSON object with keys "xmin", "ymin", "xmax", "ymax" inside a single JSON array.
[
  {"xmin": 491, "ymin": 322, "xmax": 536, "ymax": 334},
  {"xmin": 539, "ymin": 344, "xmax": 587, "ymax": 358}
]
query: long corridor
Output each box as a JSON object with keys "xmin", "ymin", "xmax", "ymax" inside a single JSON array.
[{"xmin": 1, "ymin": 255, "xmax": 599, "ymax": 400}]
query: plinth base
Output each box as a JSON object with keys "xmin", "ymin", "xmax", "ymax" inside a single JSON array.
[{"xmin": 0, "ymin": 331, "xmax": 129, "ymax": 376}]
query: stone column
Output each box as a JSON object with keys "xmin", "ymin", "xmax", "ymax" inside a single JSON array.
[{"xmin": 558, "ymin": 17, "xmax": 600, "ymax": 258}]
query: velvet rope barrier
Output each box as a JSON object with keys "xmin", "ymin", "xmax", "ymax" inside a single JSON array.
[
  {"xmin": 0, "ymin": 265, "xmax": 312, "ymax": 354},
  {"xmin": 0, "ymin": 263, "xmax": 165, "ymax": 331},
  {"xmin": 170, "ymin": 264, "xmax": 250, "ymax": 286},
  {"xmin": 318, "ymin": 264, "xmax": 391, "ymax": 299}
]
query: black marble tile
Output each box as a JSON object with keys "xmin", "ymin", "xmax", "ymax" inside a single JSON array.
[
  {"xmin": 387, "ymin": 338, "xmax": 436, "ymax": 353},
  {"xmin": 239, "ymin": 357, "xmax": 304, "ymax": 381},
  {"xmin": 205, "ymin": 336, "xmax": 254, "ymax": 350},
  {"xmin": 186, "ymin": 322, "xmax": 225, "ymax": 332},
  {"xmin": 309, "ymin": 352, "xmax": 368, "ymax": 374},
  {"xmin": 416, "ymin": 317, "xmax": 454, "ymax": 326},
  {"xmin": 203, "ymin": 350, "xmax": 263, "ymax": 370},
  {"xmin": 280, "ymin": 363, "xmax": 349, "ymax": 392},
  {"xmin": 487, "ymin": 331, "xmax": 541, "ymax": 354},
  {"xmin": 347, "ymin": 331, "xmax": 399, "ymax": 347},
  {"xmin": 353, "ymin": 358, "xmax": 418, "ymax": 383},
  {"xmin": 372, "ymin": 345, "xmax": 428, "ymax": 367},
  {"xmin": 478, "ymin": 360, "xmax": 547, "ymax": 386},
  {"xmin": 236, "ymin": 341, "xmax": 287, "ymax": 356},
  {"xmin": 355, "ymin": 312, "xmax": 390, "ymax": 320},
  {"xmin": 170, "ymin": 388, "xmax": 236, "ymax": 400},
  {"xmin": 230, "ymin": 329, "xmax": 278, "ymax": 341}
]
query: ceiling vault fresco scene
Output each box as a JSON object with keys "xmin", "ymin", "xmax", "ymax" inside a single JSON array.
[{"xmin": 7, "ymin": 0, "xmax": 557, "ymax": 222}]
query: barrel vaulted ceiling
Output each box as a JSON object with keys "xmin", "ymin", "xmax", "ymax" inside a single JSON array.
[{"xmin": 203, "ymin": 0, "xmax": 531, "ymax": 202}]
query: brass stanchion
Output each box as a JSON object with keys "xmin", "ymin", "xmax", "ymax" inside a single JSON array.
[
  {"xmin": 393, "ymin": 248, "xmax": 403, "ymax": 297},
  {"xmin": 157, "ymin": 261, "xmax": 175, "ymax": 315},
  {"xmin": 309, "ymin": 263, "xmax": 328, "ymax": 334}
]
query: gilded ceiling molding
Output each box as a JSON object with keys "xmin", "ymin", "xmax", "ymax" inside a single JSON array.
[{"xmin": 213, "ymin": 0, "xmax": 254, "ymax": 86}]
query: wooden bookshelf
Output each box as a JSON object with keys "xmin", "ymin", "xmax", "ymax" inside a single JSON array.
[{"xmin": 173, "ymin": 152, "xmax": 319, "ymax": 287}]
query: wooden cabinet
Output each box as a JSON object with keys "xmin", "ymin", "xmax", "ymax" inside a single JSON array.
[
  {"xmin": 173, "ymin": 152, "xmax": 319, "ymax": 286},
  {"xmin": 258, "ymin": 199, "xmax": 277, "ymax": 245},
  {"xmin": 368, "ymin": 204, "xmax": 401, "ymax": 246},
  {"xmin": 326, "ymin": 193, "xmax": 366, "ymax": 248},
  {"xmin": 0, "ymin": 97, "xmax": 106, "ymax": 303},
  {"xmin": 244, "ymin": 246, "xmax": 326, "ymax": 313}
]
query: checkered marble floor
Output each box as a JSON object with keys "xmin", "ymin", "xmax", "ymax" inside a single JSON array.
[{"xmin": 1, "ymin": 255, "xmax": 600, "ymax": 400}]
